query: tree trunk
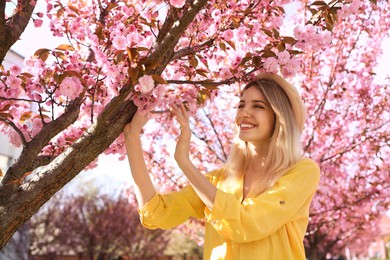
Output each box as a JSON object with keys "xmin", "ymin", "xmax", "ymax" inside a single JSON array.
[{"xmin": 0, "ymin": 0, "xmax": 208, "ymax": 248}]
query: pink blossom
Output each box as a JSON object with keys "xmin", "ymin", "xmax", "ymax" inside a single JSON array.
[
  {"xmin": 121, "ymin": 6, "xmax": 134, "ymax": 16},
  {"xmin": 33, "ymin": 19, "xmax": 43, "ymax": 28},
  {"xmin": 137, "ymin": 75, "xmax": 155, "ymax": 93},
  {"xmin": 9, "ymin": 65, "xmax": 22, "ymax": 75},
  {"xmin": 47, "ymin": 3, "xmax": 53, "ymax": 12},
  {"xmin": 112, "ymin": 35, "xmax": 127, "ymax": 50},
  {"xmin": 219, "ymin": 67, "xmax": 232, "ymax": 79},
  {"xmin": 223, "ymin": 30, "xmax": 234, "ymax": 41},
  {"xmin": 282, "ymin": 57, "xmax": 301, "ymax": 77},
  {"xmin": 277, "ymin": 51, "xmax": 290, "ymax": 65},
  {"xmin": 263, "ymin": 57, "xmax": 279, "ymax": 73},
  {"xmin": 6, "ymin": 75, "xmax": 22, "ymax": 89},
  {"xmin": 170, "ymin": 0, "xmax": 185, "ymax": 8},
  {"xmin": 58, "ymin": 76, "xmax": 83, "ymax": 99},
  {"xmin": 127, "ymin": 32, "xmax": 144, "ymax": 46},
  {"xmin": 321, "ymin": 30, "xmax": 333, "ymax": 46},
  {"xmin": 31, "ymin": 117, "xmax": 43, "ymax": 137},
  {"xmin": 9, "ymin": 130, "xmax": 23, "ymax": 147}
]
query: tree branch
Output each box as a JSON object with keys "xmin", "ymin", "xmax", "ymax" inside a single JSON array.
[
  {"xmin": 0, "ymin": 116, "xmax": 27, "ymax": 146},
  {"xmin": 0, "ymin": 0, "xmax": 5, "ymax": 29},
  {"xmin": 167, "ymin": 78, "xmax": 235, "ymax": 87},
  {"xmin": 0, "ymin": 97, "xmax": 83, "ymax": 192},
  {"xmin": 172, "ymin": 38, "xmax": 215, "ymax": 60},
  {"xmin": 201, "ymin": 108, "xmax": 228, "ymax": 161},
  {"xmin": 156, "ymin": 7, "xmax": 177, "ymax": 44},
  {"xmin": 145, "ymin": 0, "xmax": 208, "ymax": 75},
  {"xmin": 0, "ymin": 0, "xmax": 36, "ymax": 64}
]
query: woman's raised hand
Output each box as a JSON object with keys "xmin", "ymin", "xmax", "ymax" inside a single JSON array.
[
  {"xmin": 123, "ymin": 110, "xmax": 150, "ymax": 137},
  {"xmin": 170, "ymin": 103, "xmax": 192, "ymax": 167}
]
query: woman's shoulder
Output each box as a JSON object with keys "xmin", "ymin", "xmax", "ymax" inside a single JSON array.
[
  {"xmin": 204, "ymin": 168, "xmax": 225, "ymax": 185},
  {"xmin": 286, "ymin": 157, "xmax": 321, "ymax": 177}
]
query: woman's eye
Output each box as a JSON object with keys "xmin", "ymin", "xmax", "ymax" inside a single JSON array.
[
  {"xmin": 237, "ymin": 104, "xmax": 244, "ymax": 109},
  {"xmin": 254, "ymin": 105, "xmax": 264, "ymax": 109}
]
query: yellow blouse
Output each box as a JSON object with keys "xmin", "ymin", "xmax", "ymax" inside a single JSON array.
[{"xmin": 138, "ymin": 158, "xmax": 320, "ymax": 260}]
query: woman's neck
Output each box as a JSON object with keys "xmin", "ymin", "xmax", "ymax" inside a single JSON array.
[{"xmin": 247, "ymin": 143, "xmax": 269, "ymax": 173}]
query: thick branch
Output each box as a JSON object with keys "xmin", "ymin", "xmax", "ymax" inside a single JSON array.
[
  {"xmin": 0, "ymin": 98, "xmax": 83, "ymax": 193},
  {"xmin": 0, "ymin": 0, "xmax": 36, "ymax": 64},
  {"xmin": 156, "ymin": 7, "xmax": 177, "ymax": 44},
  {"xmin": 146, "ymin": 0, "xmax": 208, "ymax": 75},
  {"xmin": 172, "ymin": 38, "xmax": 214, "ymax": 60},
  {"xmin": 0, "ymin": 1, "xmax": 5, "ymax": 29}
]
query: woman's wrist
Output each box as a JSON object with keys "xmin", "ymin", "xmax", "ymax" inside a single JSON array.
[{"xmin": 124, "ymin": 129, "xmax": 143, "ymax": 141}]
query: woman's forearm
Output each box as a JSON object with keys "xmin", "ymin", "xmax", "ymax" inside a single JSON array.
[
  {"xmin": 125, "ymin": 133, "xmax": 156, "ymax": 209},
  {"xmin": 177, "ymin": 159, "xmax": 216, "ymax": 210}
]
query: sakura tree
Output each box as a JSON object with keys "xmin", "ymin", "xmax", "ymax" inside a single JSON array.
[
  {"xmin": 0, "ymin": 1, "xmax": 388, "ymax": 257},
  {"xmin": 299, "ymin": 1, "xmax": 390, "ymax": 258}
]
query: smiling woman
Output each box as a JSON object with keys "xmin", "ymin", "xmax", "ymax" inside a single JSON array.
[{"xmin": 124, "ymin": 72, "xmax": 320, "ymax": 260}]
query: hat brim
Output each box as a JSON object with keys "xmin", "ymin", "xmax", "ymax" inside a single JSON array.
[{"xmin": 256, "ymin": 73, "xmax": 306, "ymax": 133}]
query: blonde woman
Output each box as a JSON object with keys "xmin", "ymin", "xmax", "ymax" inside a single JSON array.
[{"xmin": 124, "ymin": 73, "xmax": 320, "ymax": 260}]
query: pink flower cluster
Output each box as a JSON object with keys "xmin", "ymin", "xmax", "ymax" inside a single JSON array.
[
  {"xmin": 57, "ymin": 77, "xmax": 84, "ymax": 100},
  {"xmin": 170, "ymin": 0, "xmax": 185, "ymax": 8},
  {"xmin": 294, "ymin": 24, "xmax": 332, "ymax": 51},
  {"xmin": 338, "ymin": 0, "xmax": 361, "ymax": 19}
]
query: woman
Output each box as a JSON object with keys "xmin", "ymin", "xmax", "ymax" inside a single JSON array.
[{"xmin": 124, "ymin": 73, "xmax": 320, "ymax": 259}]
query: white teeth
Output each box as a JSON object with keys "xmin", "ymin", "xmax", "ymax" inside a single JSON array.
[{"xmin": 240, "ymin": 124, "xmax": 255, "ymax": 128}]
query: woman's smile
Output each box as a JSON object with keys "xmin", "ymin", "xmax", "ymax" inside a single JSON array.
[{"xmin": 235, "ymin": 86, "xmax": 275, "ymax": 146}]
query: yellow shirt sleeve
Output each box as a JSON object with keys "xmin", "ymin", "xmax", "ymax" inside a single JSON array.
[
  {"xmin": 204, "ymin": 158, "xmax": 320, "ymax": 243},
  {"xmin": 138, "ymin": 169, "xmax": 223, "ymax": 230}
]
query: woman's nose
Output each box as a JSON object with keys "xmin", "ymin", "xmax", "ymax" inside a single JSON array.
[{"xmin": 241, "ymin": 107, "xmax": 251, "ymax": 117}]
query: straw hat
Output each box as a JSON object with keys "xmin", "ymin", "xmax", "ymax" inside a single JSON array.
[{"xmin": 256, "ymin": 73, "xmax": 307, "ymax": 133}]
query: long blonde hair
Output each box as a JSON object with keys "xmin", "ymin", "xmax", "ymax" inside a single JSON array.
[{"xmin": 223, "ymin": 78, "xmax": 303, "ymax": 196}]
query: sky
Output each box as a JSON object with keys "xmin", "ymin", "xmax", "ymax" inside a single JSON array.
[{"xmin": 5, "ymin": 1, "xmax": 390, "ymax": 194}]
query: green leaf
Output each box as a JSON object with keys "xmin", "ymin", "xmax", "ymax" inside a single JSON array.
[
  {"xmin": 68, "ymin": 4, "xmax": 79, "ymax": 14},
  {"xmin": 219, "ymin": 42, "xmax": 227, "ymax": 52},
  {"xmin": 196, "ymin": 69, "xmax": 209, "ymax": 78},
  {"xmin": 55, "ymin": 44, "xmax": 75, "ymax": 51},
  {"xmin": 126, "ymin": 47, "xmax": 138, "ymax": 62},
  {"xmin": 200, "ymin": 80, "xmax": 218, "ymax": 90},
  {"xmin": 64, "ymin": 70, "xmax": 82, "ymax": 78},
  {"xmin": 252, "ymin": 56, "xmax": 262, "ymax": 67},
  {"xmin": 262, "ymin": 49, "xmax": 276, "ymax": 58},
  {"xmin": 272, "ymin": 28, "xmax": 280, "ymax": 39},
  {"xmin": 0, "ymin": 112, "xmax": 13, "ymax": 120},
  {"xmin": 151, "ymin": 74, "xmax": 168, "ymax": 84},
  {"xmin": 261, "ymin": 28, "xmax": 273, "ymax": 37},
  {"xmin": 128, "ymin": 67, "xmax": 140, "ymax": 84},
  {"xmin": 20, "ymin": 111, "xmax": 32, "ymax": 123},
  {"xmin": 34, "ymin": 48, "xmax": 51, "ymax": 62},
  {"xmin": 281, "ymin": 36, "xmax": 297, "ymax": 45},
  {"xmin": 226, "ymin": 40, "xmax": 236, "ymax": 50},
  {"xmin": 311, "ymin": 1, "xmax": 327, "ymax": 6},
  {"xmin": 189, "ymin": 55, "xmax": 198, "ymax": 68}
]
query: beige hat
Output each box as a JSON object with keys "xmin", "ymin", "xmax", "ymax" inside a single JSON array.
[{"xmin": 256, "ymin": 73, "xmax": 307, "ymax": 133}]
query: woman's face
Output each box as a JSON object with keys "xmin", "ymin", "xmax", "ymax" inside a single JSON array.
[{"xmin": 235, "ymin": 86, "xmax": 275, "ymax": 146}]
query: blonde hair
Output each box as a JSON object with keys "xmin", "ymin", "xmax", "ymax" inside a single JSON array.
[{"xmin": 223, "ymin": 79, "xmax": 303, "ymax": 196}]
